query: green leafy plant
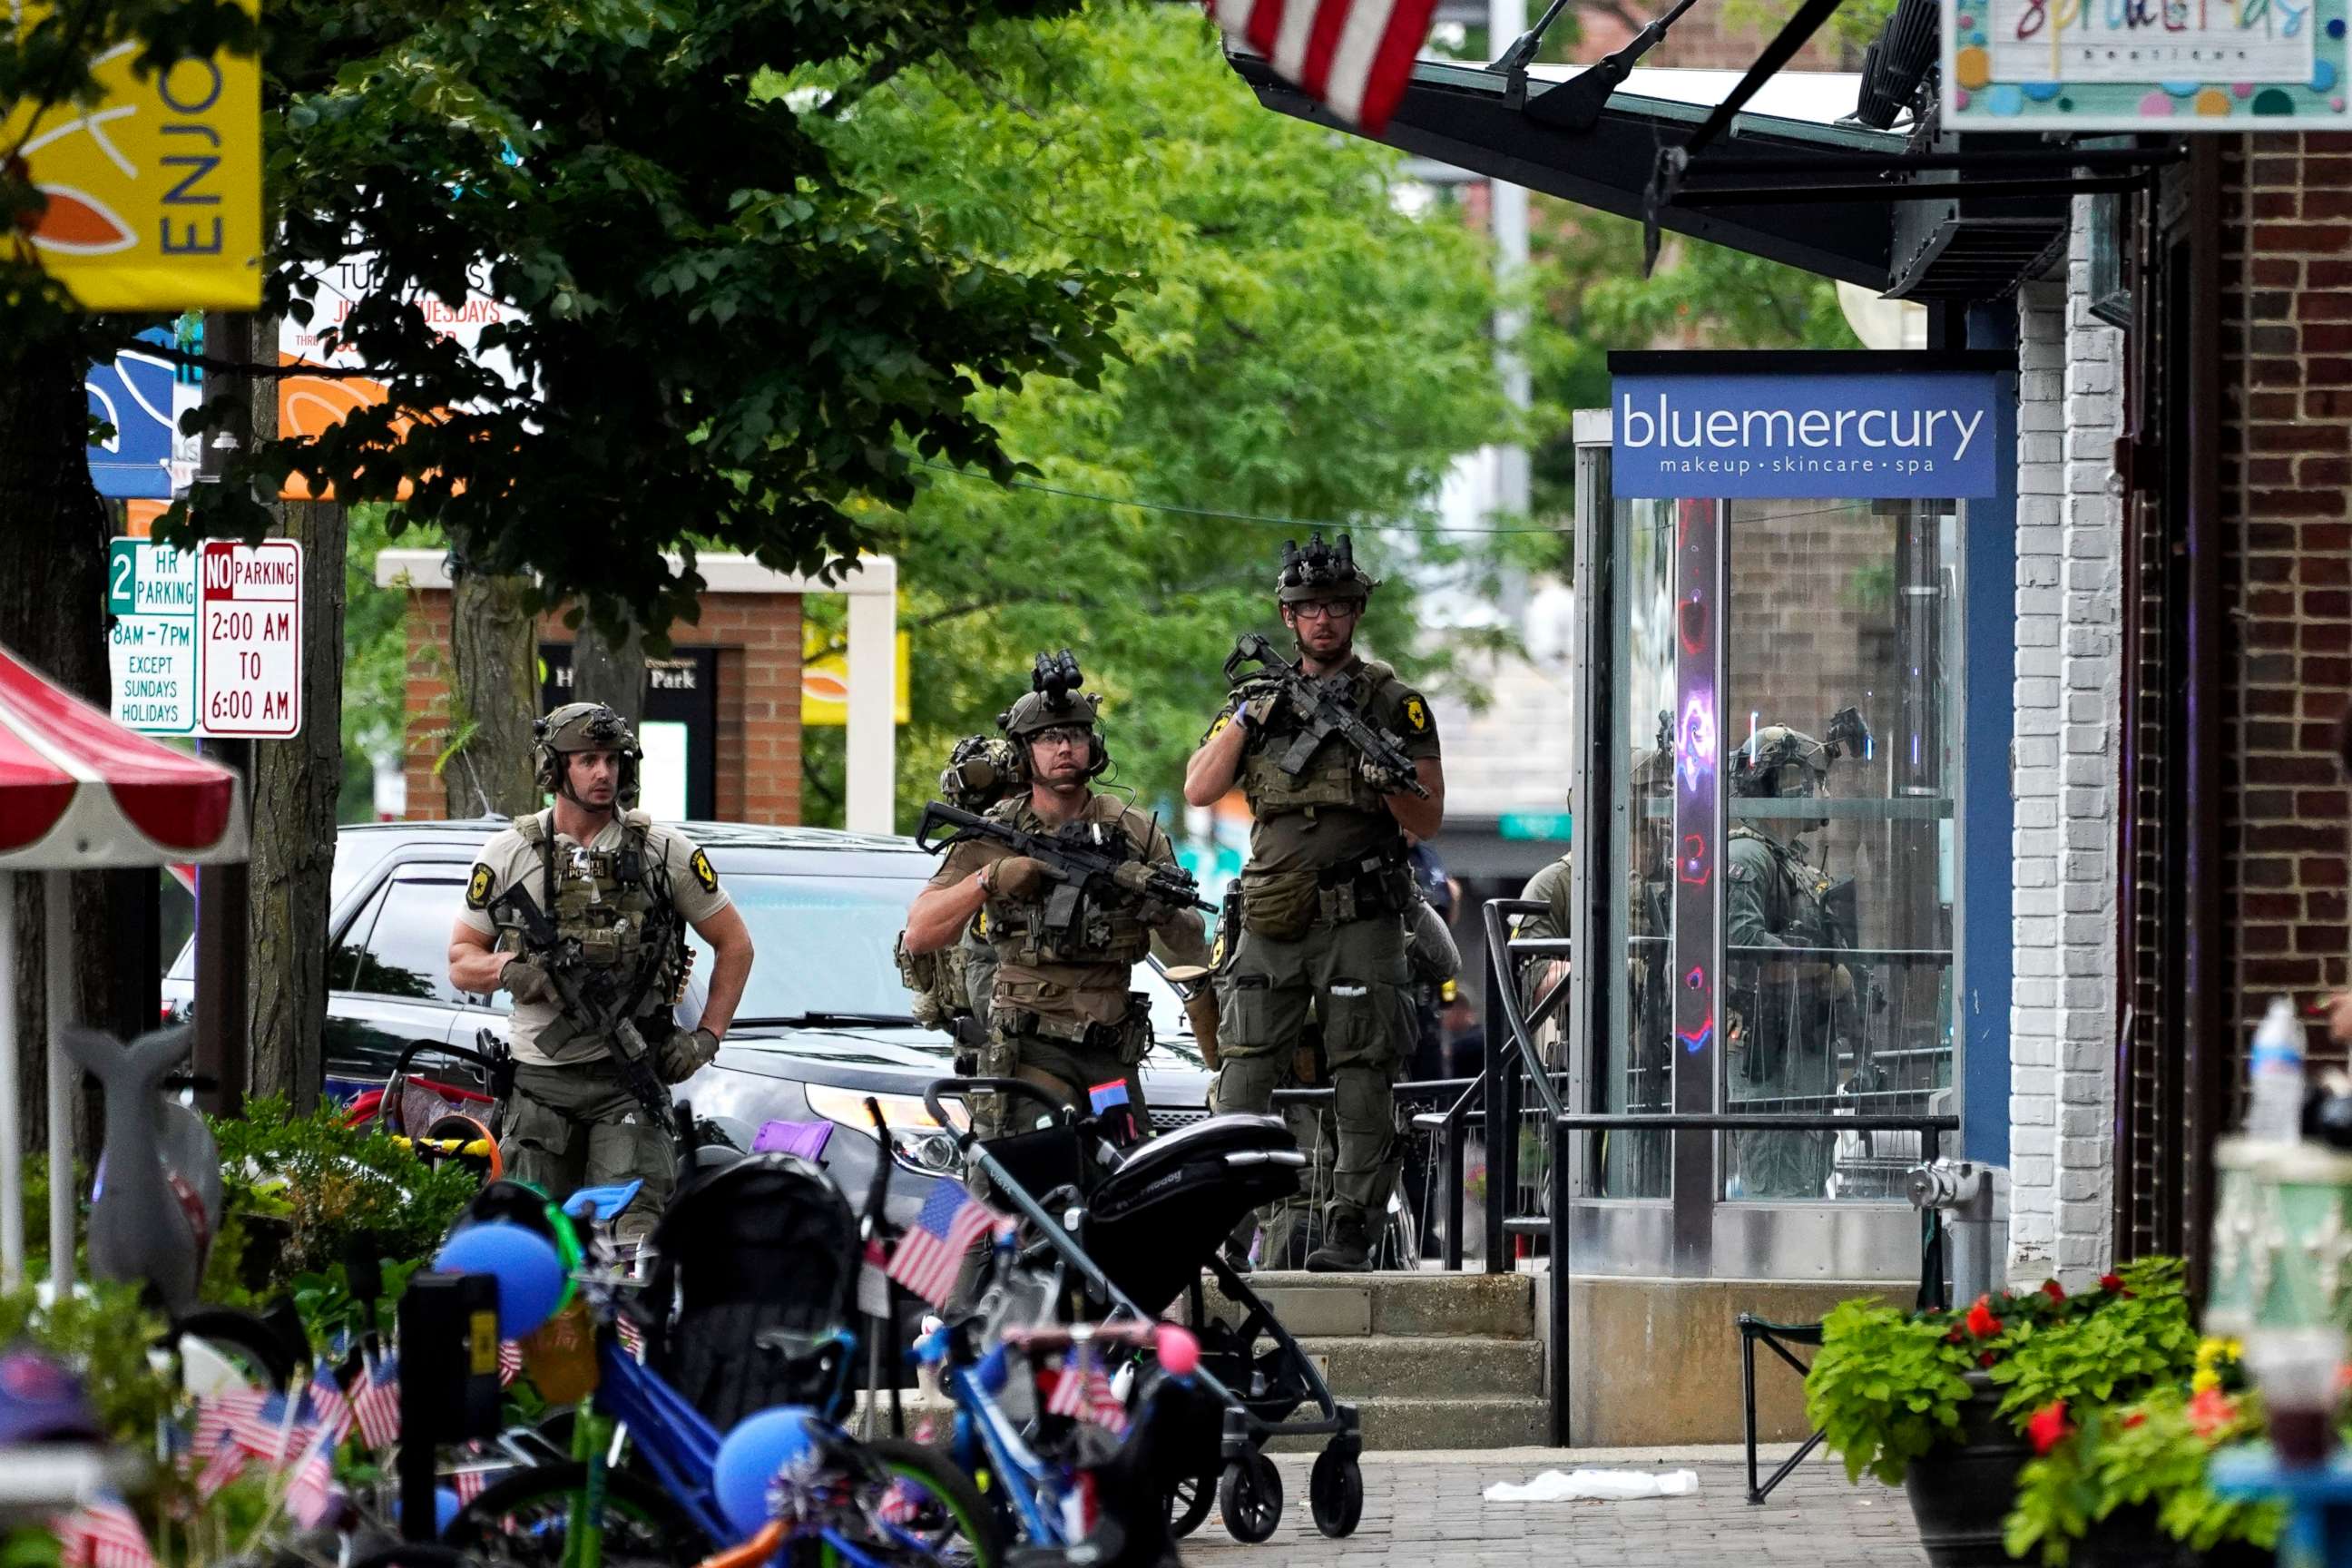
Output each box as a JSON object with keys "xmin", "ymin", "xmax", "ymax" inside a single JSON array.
[
  {"xmin": 1987, "ymin": 1259, "xmax": 2197, "ymax": 1424},
  {"xmin": 2004, "ymin": 1387, "xmax": 2283, "ymax": 1565},
  {"xmin": 1807, "ymin": 1258, "xmax": 2197, "ymax": 1488},
  {"xmin": 211, "ymin": 1096, "xmax": 477, "ymax": 1291}
]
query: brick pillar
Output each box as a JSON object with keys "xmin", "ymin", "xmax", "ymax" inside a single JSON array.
[
  {"xmin": 2220, "ymin": 132, "xmax": 2352, "ymax": 1089},
  {"xmin": 400, "ymin": 586, "xmax": 455, "ymax": 820}
]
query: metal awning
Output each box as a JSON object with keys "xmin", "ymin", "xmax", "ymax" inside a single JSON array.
[{"xmin": 1230, "ymin": 50, "xmax": 1903, "ymax": 288}]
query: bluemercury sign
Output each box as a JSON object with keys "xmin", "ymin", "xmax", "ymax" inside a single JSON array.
[
  {"xmin": 1611, "ymin": 370, "xmax": 2002, "ymax": 498},
  {"xmin": 1945, "ymin": 0, "xmax": 2351, "ymax": 132}
]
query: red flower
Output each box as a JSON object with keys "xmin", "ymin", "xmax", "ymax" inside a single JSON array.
[
  {"xmin": 2186, "ymin": 1387, "xmax": 2239, "ymax": 1441},
  {"xmin": 1980, "ymin": 1351, "xmax": 1999, "ymax": 1367},
  {"xmin": 1945, "ymin": 1328, "xmax": 1965, "ymax": 1344},
  {"xmin": 1965, "ymin": 1296, "xmax": 2003, "ymax": 1338},
  {"xmin": 2098, "ymin": 1273, "xmax": 2125, "ymax": 1292},
  {"xmin": 2028, "ymin": 1401, "xmax": 2072, "ymax": 1455},
  {"xmin": 2122, "ymin": 1411, "xmax": 2146, "ymax": 1429},
  {"xmin": 2042, "ymin": 1279, "xmax": 2067, "ymax": 1304}
]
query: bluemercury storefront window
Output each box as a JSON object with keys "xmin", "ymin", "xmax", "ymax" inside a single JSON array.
[
  {"xmin": 1588, "ymin": 352, "xmax": 2001, "ymax": 1230},
  {"xmin": 1720, "ymin": 496, "xmax": 1957, "ymax": 1201}
]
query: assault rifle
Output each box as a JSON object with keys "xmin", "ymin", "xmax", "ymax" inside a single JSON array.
[
  {"xmin": 487, "ymin": 883, "xmax": 681, "ymax": 1136},
  {"xmin": 1222, "ymin": 632, "xmax": 1431, "ymax": 799},
  {"xmin": 916, "ymin": 801, "xmax": 1215, "ymax": 919}
]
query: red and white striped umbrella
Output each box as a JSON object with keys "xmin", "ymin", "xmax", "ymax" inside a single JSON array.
[{"xmin": 0, "ymin": 642, "xmax": 246, "ymax": 868}]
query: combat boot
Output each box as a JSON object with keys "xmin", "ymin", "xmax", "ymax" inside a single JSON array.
[{"xmin": 1304, "ymin": 1207, "xmax": 1370, "ymax": 1273}]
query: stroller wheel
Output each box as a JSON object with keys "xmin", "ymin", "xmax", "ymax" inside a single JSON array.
[
  {"xmin": 1217, "ymin": 1452, "xmax": 1283, "ymax": 1544},
  {"xmin": 1309, "ymin": 1449, "xmax": 1364, "ymax": 1538},
  {"xmin": 1166, "ymin": 1473, "xmax": 1215, "ymax": 1539}
]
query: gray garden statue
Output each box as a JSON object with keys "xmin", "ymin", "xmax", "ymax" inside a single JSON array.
[{"xmin": 61, "ymin": 1023, "xmax": 222, "ymax": 1314}]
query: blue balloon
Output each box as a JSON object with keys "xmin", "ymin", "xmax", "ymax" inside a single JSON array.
[
  {"xmin": 435, "ymin": 1222, "xmax": 566, "ymax": 1338},
  {"xmin": 712, "ymin": 1406, "xmax": 824, "ymax": 1540},
  {"xmin": 393, "ymin": 1487, "xmax": 464, "ymax": 1534}
]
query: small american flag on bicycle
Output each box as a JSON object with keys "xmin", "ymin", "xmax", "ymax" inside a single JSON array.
[
  {"xmin": 1045, "ymin": 1341, "xmax": 1127, "ymax": 1436},
  {"xmin": 886, "ymin": 1183, "xmax": 1005, "ymax": 1308}
]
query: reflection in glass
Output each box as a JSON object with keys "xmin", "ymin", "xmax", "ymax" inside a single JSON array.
[
  {"xmin": 1720, "ymin": 498, "xmax": 1957, "ymax": 1200},
  {"xmin": 1600, "ymin": 497, "xmax": 1676, "ymax": 1198}
]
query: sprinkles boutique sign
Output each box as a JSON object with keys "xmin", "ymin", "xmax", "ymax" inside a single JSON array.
[{"xmin": 1945, "ymin": 0, "xmax": 2352, "ymax": 129}]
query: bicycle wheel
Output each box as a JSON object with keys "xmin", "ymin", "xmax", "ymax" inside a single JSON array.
[
  {"xmin": 835, "ymin": 1436, "xmax": 1002, "ymax": 1568},
  {"xmin": 442, "ymin": 1460, "xmax": 708, "ymax": 1568}
]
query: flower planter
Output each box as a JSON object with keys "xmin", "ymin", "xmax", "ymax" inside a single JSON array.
[
  {"xmin": 2073, "ymin": 1507, "xmax": 2276, "ymax": 1568},
  {"xmin": 1902, "ymin": 1373, "xmax": 2034, "ymax": 1567}
]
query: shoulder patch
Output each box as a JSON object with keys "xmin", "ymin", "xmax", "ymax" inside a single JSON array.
[
  {"xmin": 466, "ymin": 863, "xmax": 495, "ymax": 910},
  {"xmin": 688, "ymin": 848, "xmax": 720, "ymax": 895},
  {"xmin": 1206, "ymin": 710, "xmax": 1232, "ymax": 742},
  {"xmin": 1401, "ymin": 695, "xmax": 1431, "ymax": 734}
]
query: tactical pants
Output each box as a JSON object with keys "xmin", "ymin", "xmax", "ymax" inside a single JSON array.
[
  {"xmin": 499, "ymin": 1061, "xmax": 676, "ymax": 1244},
  {"xmin": 1213, "ymin": 916, "xmax": 1413, "ymax": 1236},
  {"xmin": 1727, "ymin": 1012, "xmax": 1838, "ymax": 1199}
]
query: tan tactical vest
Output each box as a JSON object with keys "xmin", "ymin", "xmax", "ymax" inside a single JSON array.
[
  {"xmin": 514, "ymin": 809, "xmax": 683, "ymax": 1013},
  {"xmin": 1238, "ymin": 658, "xmax": 1401, "ymax": 818},
  {"xmin": 977, "ymin": 799, "xmax": 1154, "ymax": 969}
]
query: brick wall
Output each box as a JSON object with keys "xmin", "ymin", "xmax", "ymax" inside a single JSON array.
[
  {"xmin": 397, "ymin": 587, "xmax": 804, "ymax": 825},
  {"xmin": 2220, "ymin": 132, "xmax": 2352, "ymax": 1083},
  {"xmin": 2009, "ymin": 201, "xmax": 2124, "ymax": 1289}
]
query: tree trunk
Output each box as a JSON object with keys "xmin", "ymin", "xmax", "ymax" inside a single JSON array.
[
  {"xmin": 570, "ymin": 612, "xmax": 645, "ymax": 734},
  {"xmin": 446, "ymin": 564, "xmax": 542, "ymax": 818},
  {"xmin": 247, "ymin": 498, "xmax": 346, "ymax": 1110},
  {"xmin": 0, "ymin": 326, "xmax": 126, "ymax": 1157}
]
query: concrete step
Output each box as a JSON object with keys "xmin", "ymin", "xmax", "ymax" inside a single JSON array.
[
  {"xmin": 1199, "ymin": 1269, "xmax": 1537, "ymax": 1339},
  {"xmin": 1297, "ymin": 1333, "xmax": 1543, "ymax": 1399},
  {"xmin": 1267, "ymin": 1393, "xmax": 1553, "ymax": 1452}
]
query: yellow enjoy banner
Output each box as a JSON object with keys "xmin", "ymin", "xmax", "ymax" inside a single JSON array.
[{"xmin": 4, "ymin": 3, "xmax": 262, "ymax": 309}]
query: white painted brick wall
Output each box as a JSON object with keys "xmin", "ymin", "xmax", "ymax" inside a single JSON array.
[{"xmin": 2007, "ymin": 199, "xmax": 2123, "ymax": 1290}]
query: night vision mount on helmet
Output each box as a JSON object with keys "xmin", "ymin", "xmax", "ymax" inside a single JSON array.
[
  {"xmin": 1276, "ymin": 531, "xmax": 1375, "ymax": 604},
  {"xmin": 998, "ymin": 649, "xmax": 1107, "ymax": 779},
  {"xmin": 534, "ymin": 701, "xmax": 642, "ymax": 807}
]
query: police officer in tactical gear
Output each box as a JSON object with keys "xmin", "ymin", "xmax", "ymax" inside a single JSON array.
[
  {"xmin": 446, "ymin": 701, "xmax": 756, "ymax": 1241},
  {"xmin": 1724, "ymin": 724, "xmax": 1854, "ymax": 1199},
  {"xmin": 1184, "ymin": 534, "xmax": 1446, "ymax": 1272},
  {"xmin": 904, "ymin": 657, "xmax": 1213, "ymax": 1130},
  {"xmin": 896, "ymin": 735, "xmax": 1024, "ymax": 1053}
]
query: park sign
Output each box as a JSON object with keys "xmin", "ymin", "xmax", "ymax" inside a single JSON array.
[
  {"xmin": 2, "ymin": 2, "xmax": 262, "ymax": 309},
  {"xmin": 1610, "ymin": 363, "xmax": 2003, "ymax": 499},
  {"xmin": 107, "ymin": 538, "xmax": 302, "ymax": 738},
  {"xmin": 1944, "ymin": 0, "xmax": 2352, "ymax": 131}
]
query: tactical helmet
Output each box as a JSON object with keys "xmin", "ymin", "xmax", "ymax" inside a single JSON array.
[
  {"xmin": 1730, "ymin": 726, "xmax": 1829, "ymax": 802},
  {"xmin": 1628, "ymin": 746, "xmax": 1675, "ymax": 799},
  {"xmin": 939, "ymin": 734, "xmax": 1022, "ymax": 811},
  {"xmin": 1276, "ymin": 532, "xmax": 1375, "ymax": 605},
  {"xmin": 996, "ymin": 650, "xmax": 1106, "ymax": 778},
  {"xmin": 533, "ymin": 701, "xmax": 641, "ymax": 806}
]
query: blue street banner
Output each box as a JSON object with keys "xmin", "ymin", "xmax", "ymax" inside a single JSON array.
[
  {"xmin": 1611, "ymin": 369, "xmax": 2002, "ymax": 499},
  {"xmin": 86, "ymin": 329, "xmax": 199, "ymax": 499}
]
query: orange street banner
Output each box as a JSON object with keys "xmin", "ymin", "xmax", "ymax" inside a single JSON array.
[{"xmin": 4, "ymin": 3, "xmax": 262, "ymax": 309}]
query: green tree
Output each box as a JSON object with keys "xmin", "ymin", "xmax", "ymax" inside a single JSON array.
[{"xmin": 793, "ymin": 4, "xmax": 1528, "ymax": 823}]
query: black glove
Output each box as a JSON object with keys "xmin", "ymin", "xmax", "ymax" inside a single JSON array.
[
  {"xmin": 658, "ymin": 1026, "xmax": 720, "ymax": 1083},
  {"xmin": 504, "ymin": 956, "xmax": 557, "ymax": 1004}
]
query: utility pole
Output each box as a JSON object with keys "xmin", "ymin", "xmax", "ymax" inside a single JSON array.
[{"xmin": 190, "ymin": 309, "xmax": 250, "ymax": 1120}]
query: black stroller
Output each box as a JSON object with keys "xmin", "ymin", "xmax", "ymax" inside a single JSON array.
[
  {"xmin": 923, "ymin": 1077, "xmax": 1366, "ymax": 1544},
  {"xmin": 640, "ymin": 1152, "xmax": 864, "ymax": 1429}
]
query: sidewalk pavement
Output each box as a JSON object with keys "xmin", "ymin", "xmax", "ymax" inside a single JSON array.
[{"xmin": 1182, "ymin": 1445, "xmax": 1922, "ymax": 1567}]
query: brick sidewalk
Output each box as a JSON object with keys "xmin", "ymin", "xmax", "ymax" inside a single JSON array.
[{"xmin": 1181, "ymin": 1451, "xmax": 1923, "ymax": 1567}]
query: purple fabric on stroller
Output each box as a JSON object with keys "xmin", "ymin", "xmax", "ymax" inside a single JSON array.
[{"xmin": 753, "ymin": 1120, "xmax": 833, "ymax": 1161}]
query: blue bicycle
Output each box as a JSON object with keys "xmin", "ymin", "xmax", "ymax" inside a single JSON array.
[{"xmin": 436, "ymin": 1172, "xmax": 997, "ymax": 1568}]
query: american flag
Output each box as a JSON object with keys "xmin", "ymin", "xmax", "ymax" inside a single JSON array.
[
  {"xmin": 1045, "ymin": 1343, "xmax": 1127, "ymax": 1436},
  {"xmin": 617, "ymin": 1316, "xmax": 646, "ymax": 1361},
  {"xmin": 191, "ymin": 1387, "xmax": 272, "ymax": 1457},
  {"xmin": 307, "ymin": 1364, "xmax": 353, "ymax": 1446},
  {"xmin": 498, "ymin": 1339, "xmax": 524, "ymax": 1386},
  {"xmin": 54, "ymin": 1498, "xmax": 154, "ymax": 1568},
  {"xmin": 886, "ymin": 1184, "xmax": 1004, "ymax": 1308},
  {"xmin": 1207, "ymin": 0, "xmax": 1441, "ymax": 133},
  {"xmin": 287, "ymin": 1448, "xmax": 339, "ymax": 1529},
  {"xmin": 191, "ymin": 1439, "xmax": 246, "ymax": 1501},
  {"xmin": 350, "ymin": 1354, "xmax": 401, "ymax": 1450}
]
